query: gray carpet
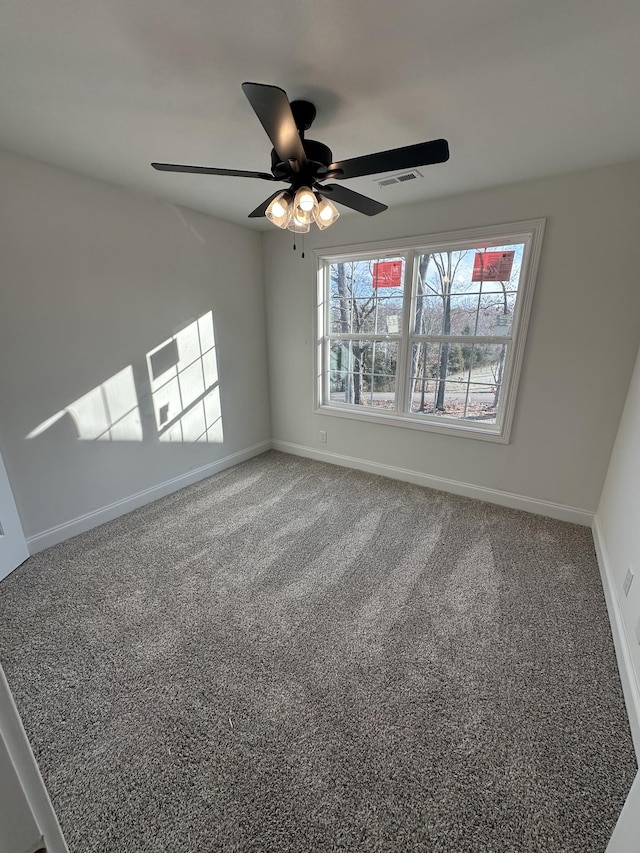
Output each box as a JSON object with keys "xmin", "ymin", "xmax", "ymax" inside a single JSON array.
[{"xmin": 0, "ymin": 451, "xmax": 636, "ymax": 852}]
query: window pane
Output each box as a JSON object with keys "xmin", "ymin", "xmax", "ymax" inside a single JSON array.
[
  {"xmin": 328, "ymin": 295, "xmax": 405, "ymax": 334},
  {"xmin": 477, "ymin": 293, "xmax": 517, "ymax": 336},
  {"xmin": 328, "ymin": 340, "xmax": 398, "ymax": 408},
  {"xmin": 409, "ymin": 342, "xmax": 508, "ymax": 422},
  {"xmin": 432, "ymin": 380, "xmax": 469, "ymax": 417},
  {"xmin": 413, "ymin": 296, "xmax": 444, "ymax": 336},
  {"xmin": 417, "ymin": 250, "xmax": 479, "ymax": 298},
  {"xmin": 415, "ymin": 286, "xmax": 484, "ymax": 337},
  {"xmin": 470, "ymin": 343, "xmax": 508, "ymax": 413},
  {"xmin": 329, "ymin": 258, "xmax": 404, "ymax": 334},
  {"xmin": 466, "ymin": 382, "xmax": 499, "ymax": 423},
  {"xmin": 414, "ymin": 246, "xmax": 524, "ymax": 337},
  {"xmin": 449, "ymin": 295, "xmax": 480, "ymax": 335},
  {"xmin": 409, "ymin": 342, "xmax": 471, "ymax": 414},
  {"xmin": 471, "ymin": 245, "xmax": 523, "ymax": 287}
]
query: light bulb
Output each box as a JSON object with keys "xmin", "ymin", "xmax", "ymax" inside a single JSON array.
[
  {"xmin": 293, "ymin": 187, "xmax": 318, "ymax": 226},
  {"xmin": 297, "ymin": 188, "xmax": 316, "ymax": 212},
  {"xmin": 287, "ymin": 211, "xmax": 311, "ymax": 233},
  {"xmin": 315, "ymin": 197, "xmax": 340, "ymax": 230},
  {"xmin": 265, "ymin": 191, "xmax": 293, "ymax": 229}
]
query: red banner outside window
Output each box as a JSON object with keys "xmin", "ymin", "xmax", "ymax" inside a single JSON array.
[
  {"xmin": 472, "ymin": 250, "xmax": 515, "ymax": 282},
  {"xmin": 372, "ymin": 260, "xmax": 402, "ymax": 288}
]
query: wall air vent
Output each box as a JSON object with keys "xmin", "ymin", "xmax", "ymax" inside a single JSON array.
[{"xmin": 376, "ymin": 169, "xmax": 423, "ymax": 189}]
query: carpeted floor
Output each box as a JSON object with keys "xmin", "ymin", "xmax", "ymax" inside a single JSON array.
[{"xmin": 0, "ymin": 450, "xmax": 636, "ymax": 852}]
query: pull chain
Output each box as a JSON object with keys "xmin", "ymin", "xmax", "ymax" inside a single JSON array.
[{"xmin": 292, "ymin": 234, "xmax": 306, "ymax": 258}]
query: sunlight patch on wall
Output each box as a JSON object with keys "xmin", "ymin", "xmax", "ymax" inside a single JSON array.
[
  {"xmin": 25, "ymin": 312, "xmax": 223, "ymax": 445},
  {"xmin": 146, "ymin": 311, "xmax": 223, "ymax": 444},
  {"xmin": 26, "ymin": 366, "xmax": 142, "ymax": 441}
]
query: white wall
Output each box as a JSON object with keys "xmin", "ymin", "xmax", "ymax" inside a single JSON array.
[
  {"xmin": 263, "ymin": 160, "xmax": 640, "ymax": 517},
  {"xmin": 595, "ymin": 341, "xmax": 640, "ymax": 754},
  {"xmin": 0, "ymin": 148, "xmax": 270, "ymax": 542}
]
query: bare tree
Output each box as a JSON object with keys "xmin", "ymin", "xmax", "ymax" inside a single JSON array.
[
  {"xmin": 431, "ymin": 252, "xmax": 468, "ymax": 411},
  {"xmin": 412, "ymin": 254, "xmax": 431, "ymax": 411},
  {"xmin": 331, "ymin": 262, "xmax": 378, "ymax": 404}
]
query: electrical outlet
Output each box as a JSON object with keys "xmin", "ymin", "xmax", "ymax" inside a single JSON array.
[
  {"xmin": 319, "ymin": 430, "xmax": 327, "ymax": 443},
  {"xmin": 623, "ymin": 566, "xmax": 634, "ymax": 597}
]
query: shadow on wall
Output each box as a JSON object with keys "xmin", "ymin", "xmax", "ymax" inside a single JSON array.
[{"xmin": 25, "ymin": 311, "xmax": 223, "ymax": 445}]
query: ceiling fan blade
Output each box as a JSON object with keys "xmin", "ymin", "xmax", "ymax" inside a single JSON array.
[
  {"xmin": 242, "ymin": 82, "xmax": 307, "ymax": 169},
  {"xmin": 248, "ymin": 190, "xmax": 285, "ymax": 218},
  {"xmin": 320, "ymin": 184, "xmax": 387, "ymax": 216},
  {"xmin": 152, "ymin": 162, "xmax": 276, "ymax": 180},
  {"xmin": 327, "ymin": 139, "xmax": 449, "ymax": 180}
]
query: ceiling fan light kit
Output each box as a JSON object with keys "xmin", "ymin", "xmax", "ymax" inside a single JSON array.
[
  {"xmin": 265, "ymin": 191, "xmax": 293, "ymax": 228},
  {"xmin": 152, "ymin": 82, "xmax": 449, "ymax": 233},
  {"xmin": 265, "ymin": 187, "xmax": 341, "ymax": 232},
  {"xmin": 315, "ymin": 196, "xmax": 340, "ymax": 230}
]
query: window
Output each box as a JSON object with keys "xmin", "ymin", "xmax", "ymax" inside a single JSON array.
[{"xmin": 316, "ymin": 220, "xmax": 545, "ymax": 442}]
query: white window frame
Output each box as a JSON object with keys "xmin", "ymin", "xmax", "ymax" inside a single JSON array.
[{"xmin": 314, "ymin": 219, "xmax": 545, "ymax": 443}]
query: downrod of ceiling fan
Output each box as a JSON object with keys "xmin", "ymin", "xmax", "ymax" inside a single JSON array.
[{"xmin": 289, "ymin": 100, "xmax": 317, "ymax": 134}]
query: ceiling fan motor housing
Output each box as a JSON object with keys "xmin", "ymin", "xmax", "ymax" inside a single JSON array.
[{"xmin": 271, "ymin": 138, "xmax": 333, "ymax": 182}]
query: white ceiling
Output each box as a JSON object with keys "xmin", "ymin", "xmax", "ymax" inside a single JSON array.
[{"xmin": 2, "ymin": 0, "xmax": 640, "ymax": 229}]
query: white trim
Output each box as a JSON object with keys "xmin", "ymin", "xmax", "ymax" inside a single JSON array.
[
  {"xmin": 272, "ymin": 440, "xmax": 593, "ymax": 526},
  {"xmin": 0, "ymin": 448, "xmax": 29, "ymax": 582},
  {"xmin": 592, "ymin": 514, "xmax": 640, "ymax": 760},
  {"xmin": 26, "ymin": 441, "xmax": 271, "ymax": 554},
  {"xmin": 314, "ymin": 218, "xmax": 548, "ymax": 261},
  {"xmin": 0, "ymin": 665, "xmax": 69, "ymax": 853},
  {"xmin": 315, "ymin": 403, "xmax": 510, "ymax": 442}
]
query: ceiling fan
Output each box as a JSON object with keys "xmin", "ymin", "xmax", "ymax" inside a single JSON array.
[{"xmin": 152, "ymin": 82, "xmax": 449, "ymax": 232}]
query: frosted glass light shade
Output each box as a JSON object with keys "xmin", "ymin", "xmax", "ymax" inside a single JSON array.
[
  {"xmin": 287, "ymin": 210, "xmax": 311, "ymax": 233},
  {"xmin": 265, "ymin": 192, "xmax": 293, "ymax": 229},
  {"xmin": 315, "ymin": 197, "xmax": 340, "ymax": 230}
]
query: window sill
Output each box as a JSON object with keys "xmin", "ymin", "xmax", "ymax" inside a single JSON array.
[{"xmin": 315, "ymin": 403, "xmax": 510, "ymax": 443}]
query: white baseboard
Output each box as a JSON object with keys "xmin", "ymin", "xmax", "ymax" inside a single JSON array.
[
  {"xmin": 592, "ymin": 514, "xmax": 640, "ymax": 760},
  {"xmin": 27, "ymin": 441, "xmax": 271, "ymax": 554},
  {"xmin": 272, "ymin": 440, "xmax": 594, "ymax": 526}
]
